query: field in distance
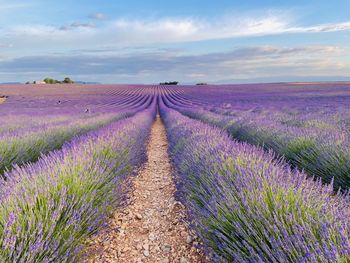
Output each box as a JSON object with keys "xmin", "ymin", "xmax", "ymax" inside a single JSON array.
[{"xmin": 0, "ymin": 82, "xmax": 349, "ymax": 262}]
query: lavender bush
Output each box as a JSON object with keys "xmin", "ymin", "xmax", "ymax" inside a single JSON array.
[
  {"xmin": 0, "ymin": 86, "xmax": 154, "ymax": 177},
  {"xmin": 0, "ymin": 101, "xmax": 156, "ymax": 262},
  {"xmin": 0, "ymin": 112, "xmax": 132, "ymax": 176},
  {"xmin": 160, "ymin": 97, "xmax": 350, "ymax": 262},
  {"xmin": 163, "ymin": 94, "xmax": 350, "ymax": 191}
]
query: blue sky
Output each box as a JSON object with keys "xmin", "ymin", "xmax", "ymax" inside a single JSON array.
[{"xmin": 0, "ymin": 0, "xmax": 350, "ymax": 83}]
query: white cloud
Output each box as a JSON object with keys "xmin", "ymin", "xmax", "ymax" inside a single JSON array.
[
  {"xmin": 60, "ymin": 22, "xmax": 96, "ymax": 31},
  {"xmin": 114, "ymin": 18, "xmax": 198, "ymax": 35},
  {"xmin": 89, "ymin": 13, "xmax": 106, "ymax": 20},
  {"xmin": 107, "ymin": 16, "xmax": 350, "ymax": 42},
  {"xmin": 288, "ymin": 22, "xmax": 350, "ymax": 33},
  {"xmin": 2, "ymin": 14, "xmax": 350, "ymax": 53},
  {"xmin": 0, "ymin": 12, "xmax": 349, "ymax": 83}
]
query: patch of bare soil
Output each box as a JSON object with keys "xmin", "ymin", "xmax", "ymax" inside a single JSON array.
[
  {"xmin": 0, "ymin": 96, "xmax": 8, "ymax": 104},
  {"xmin": 83, "ymin": 115, "xmax": 204, "ymax": 263}
]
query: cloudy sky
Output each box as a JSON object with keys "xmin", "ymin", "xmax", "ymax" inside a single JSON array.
[{"xmin": 1, "ymin": 0, "xmax": 350, "ymax": 83}]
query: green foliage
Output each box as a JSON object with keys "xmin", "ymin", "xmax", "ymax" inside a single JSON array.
[
  {"xmin": 63, "ymin": 77, "xmax": 74, "ymax": 84},
  {"xmin": 43, "ymin": 77, "xmax": 74, "ymax": 84},
  {"xmin": 43, "ymin": 78, "xmax": 60, "ymax": 84}
]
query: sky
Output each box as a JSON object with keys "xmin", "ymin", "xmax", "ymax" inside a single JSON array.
[{"xmin": 0, "ymin": 0, "xmax": 350, "ymax": 84}]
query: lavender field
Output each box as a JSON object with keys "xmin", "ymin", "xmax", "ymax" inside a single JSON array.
[{"xmin": 0, "ymin": 83, "xmax": 350, "ymax": 262}]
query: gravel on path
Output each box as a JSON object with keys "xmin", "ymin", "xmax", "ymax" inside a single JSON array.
[{"xmin": 83, "ymin": 115, "xmax": 204, "ymax": 263}]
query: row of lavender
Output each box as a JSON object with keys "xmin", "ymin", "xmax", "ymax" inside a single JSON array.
[
  {"xmin": 162, "ymin": 86, "xmax": 350, "ymax": 191},
  {"xmin": 162, "ymin": 84, "xmax": 350, "ymax": 133},
  {"xmin": 0, "ymin": 84, "xmax": 153, "ymax": 116},
  {"xmin": 0, "ymin": 85, "xmax": 152, "ymax": 176},
  {"xmin": 0, "ymin": 85, "xmax": 152, "ymax": 136},
  {"xmin": 159, "ymin": 96, "xmax": 350, "ymax": 262},
  {"xmin": 0, "ymin": 85, "xmax": 157, "ymax": 261},
  {"xmin": 0, "ymin": 98, "xmax": 156, "ymax": 262},
  {"xmin": 162, "ymin": 84, "xmax": 350, "ymax": 139},
  {"xmin": 0, "ymin": 112, "xmax": 130, "ymax": 176}
]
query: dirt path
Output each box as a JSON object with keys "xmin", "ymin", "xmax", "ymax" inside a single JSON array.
[{"xmin": 84, "ymin": 115, "xmax": 203, "ymax": 263}]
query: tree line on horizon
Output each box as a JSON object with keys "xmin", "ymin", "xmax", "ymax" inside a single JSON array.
[{"xmin": 26, "ymin": 77, "xmax": 75, "ymax": 84}]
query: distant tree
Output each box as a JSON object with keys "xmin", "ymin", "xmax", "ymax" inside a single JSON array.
[
  {"xmin": 44, "ymin": 78, "xmax": 58, "ymax": 84},
  {"xmin": 40, "ymin": 77, "xmax": 75, "ymax": 84},
  {"xmin": 196, "ymin": 83, "xmax": 208, "ymax": 85},
  {"xmin": 63, "ymin": 77, "xmax": 74, "ymax": 84},
  {"xmin": 160, "ymin": 81, "xmax": 179, "ymax": 85}
]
